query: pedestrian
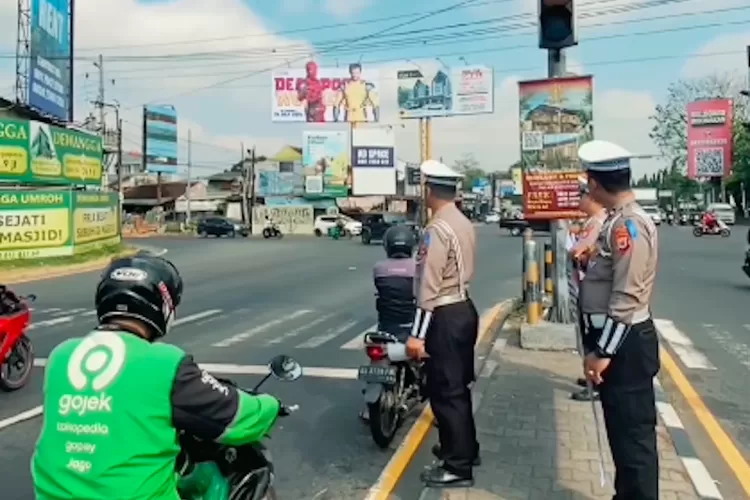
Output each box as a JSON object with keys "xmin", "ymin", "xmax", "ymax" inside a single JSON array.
[
  {"xmin": 577, "ymin": 140, "xmax": 660, "ymax": 500},
  {"xmin": 569, "ymin": 178, "xmax": 609, "ymax": 402},
  {"xmin": 405, "ymin": 159, "xmax": 479, "ymax": 488}
]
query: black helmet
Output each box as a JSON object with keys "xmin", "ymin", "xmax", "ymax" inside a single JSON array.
[
  {"xmin": 95, "ymin": 254, "xmax": 183, "ymax": 339},
  {"xmin": 384, "ymin": 225, "xmax": 416, "ymax": 258}
]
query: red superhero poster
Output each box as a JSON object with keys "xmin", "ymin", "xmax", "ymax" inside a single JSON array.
[
  {"xmin": 686, "ymin": 99, "xmax": 733, "ymax": 179},
  {"xmin": 272, "ymin": 61, "xmax": 381, "ymax": 123}
]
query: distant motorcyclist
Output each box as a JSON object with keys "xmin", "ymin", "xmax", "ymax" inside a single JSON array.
[
  {"xmin": 32, "ymin": 254, "xmax": 282, "ymax": 500},
  {"xmin": 702, "ymin": 209, "xmax": 719, "ymax": 232},
  {"xmin": 374, "ymin": 225, "xmax": 417, "ymax": 338}
]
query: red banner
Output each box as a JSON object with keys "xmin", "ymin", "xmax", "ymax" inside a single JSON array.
[
  {"xmin": 687, "ymin": 99, "xmax": 733, "ymax": 179},
  {"xmin": 523, "ymin": 171, "xmax": 585, "ymax": 220}
]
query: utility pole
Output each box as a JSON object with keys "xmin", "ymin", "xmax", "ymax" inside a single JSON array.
[
  {"xmin": 419, "ymin": 117, "xmax": 432, "ymax": 226},
  {"xmin": 116, "ymin": 117, "xmax": 123, "ymax": 194},
  {"xmin": 186, "ymin": 129, "xmax": 192, "ymax": 224},
  {"xmin": 248, "ymin": 147, "xmax": 257, "ymax": 230},
  {"xmin": 93, "ymin": 54, "xmax": 108, "ymax": 189}
]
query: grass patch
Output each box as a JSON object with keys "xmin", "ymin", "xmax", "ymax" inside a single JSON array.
[{"xmin": 0, "ymin": 243, "xmax": 133, "ymax": 270}]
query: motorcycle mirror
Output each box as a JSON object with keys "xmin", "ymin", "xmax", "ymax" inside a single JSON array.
[
  {"xmin": 268, "ymin": 355, "xmax": 302, "ymax": 382},
  {"xmin": 25, "ymin": 294, "xmax": 36, "ymax": 303}
]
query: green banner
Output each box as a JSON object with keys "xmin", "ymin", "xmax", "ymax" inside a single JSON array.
[
  {"xmin": 0, "ymin": 190, "xmax": 120, "ymax": 260},
  {"xmin": 0, "ymin": 118, "xmax": 103, "ymax": 186}
]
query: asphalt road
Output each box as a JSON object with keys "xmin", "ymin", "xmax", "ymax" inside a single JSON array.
[{"xmin": 0, "ymin": 225, "xmax": 519, "ymax": 500}]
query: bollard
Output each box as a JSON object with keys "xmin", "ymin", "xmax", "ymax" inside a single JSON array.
[
  {"xmin": 522, "ymin": 228, "xmax": 533, "ymax": 301},
  {"xmin": 524, "ymin": 239, "xmax": 541, "ymax": 325},
  {"xmin": 544, "ymin": 242, "xmax": 554, "ymax": 295}
]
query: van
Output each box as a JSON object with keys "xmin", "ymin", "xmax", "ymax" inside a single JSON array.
[{"xmin": 707, "ymin": 203, "xmax": 735, "ymax": 225}]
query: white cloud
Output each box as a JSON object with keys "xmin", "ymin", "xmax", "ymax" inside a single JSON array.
[
  {"xmin": 323, "ymin": 0, "xmax": 372, "ymax": 18},
  {"xmin": 680, "ymin": 31, "xmax": 750, "ymax": 81}
]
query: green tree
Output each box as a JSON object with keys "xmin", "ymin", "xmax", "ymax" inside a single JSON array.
[{"xmin": 452, "ymin": 153, "xmax": 486, "ymax": 191}]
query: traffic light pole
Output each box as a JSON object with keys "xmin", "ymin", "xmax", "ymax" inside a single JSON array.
[{"xmin": 548, "ymin": 48, "xmax": 573, "ymax": 324}]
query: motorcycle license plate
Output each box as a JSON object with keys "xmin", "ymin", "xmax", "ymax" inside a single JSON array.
[{"xmin": 358, "ymin": 365, "xmax": 397, "ymax": 384}]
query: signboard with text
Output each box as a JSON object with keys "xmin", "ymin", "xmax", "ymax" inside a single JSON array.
[
  {"xmin": 686, "ymin": 98, "xmax": 733, "ymax": 179},
  {"xmin": 351, "ymin": 127, "xmax": 396, "ymax": 195},
  {"xmin": 522, "ymin": 171, "xmax": 584, "ymax": 219}
]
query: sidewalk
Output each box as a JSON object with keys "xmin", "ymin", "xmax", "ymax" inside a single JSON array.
[{"xmin": 420, "ymin": 326, "xmax": 699, "ymax": 500}]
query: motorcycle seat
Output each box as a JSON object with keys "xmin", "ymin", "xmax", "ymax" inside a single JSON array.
[{"xmin": 364, "ymin": 332, "xmax": 399, "ymax": 344}]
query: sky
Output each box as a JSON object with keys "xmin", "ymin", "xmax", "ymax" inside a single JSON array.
[{"xmin": 0, "ymin": 0, "xmax": 749, "ymax": 180}]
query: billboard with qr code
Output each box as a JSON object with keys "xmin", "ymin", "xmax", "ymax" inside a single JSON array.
[{"xmin": 686, "ymin": 99, "xmax": 733, "ymax": 179}]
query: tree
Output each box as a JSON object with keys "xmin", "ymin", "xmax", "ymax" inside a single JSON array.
[{"xmin": 452, "ymin": 153, "xmax": 486, "ymax": 191}]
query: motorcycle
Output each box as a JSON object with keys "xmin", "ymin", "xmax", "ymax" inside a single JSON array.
[
  {"xmin": 693, "ymin": 219, "xmax": 731, "ymax": 237},
  {"xmin": 177, "ymin": 354, "xmax": 302, "ymax": 500},
  {"xmin": 358, "ymin": 331, "xmax": 426, "ymax": 448},
  {"xmin": 327, "ymin": 225, "xmax": 351, "ymax": 240},
  {"xmin": 678, "ymin": 213, "xmax": 689, "ymax": 225},
  {"xmin": 0, "ymin": 293, "xmax": 36, "ymax": 391},
  {"xmin": 666, "ymin": 213, "xmax": 675, "ymax": 225},
  {"xmin": 262, "ymin": 223, "xmax": 283, "ymax": 239},
  {"xmin": 743, "ymin": 230, "xmax": 750, "ymax": 279}
]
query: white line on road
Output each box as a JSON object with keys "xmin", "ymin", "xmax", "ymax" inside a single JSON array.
[
  {"xmin": 81, "ymin": 310, "xmax": 97, "ymax": 317},
  {"xmin": 703, "ymin": 324, "xmax": 750, "ymax": 372},
  {"xmin": 340, "ymin": 323, "xmax": 377, "ymax": 350},
  {"xmin": 212, "ymin": 310, "xmax": 312, "ymax": 348},
  {"xmin": 0, "ymin": 406, "xmax": 42, "ymax": 431},
  {"xmin": 39, "ymin": 308, "xmax": 61, "ymax": 314},
  {"xmin": 655, "ymin": 401, "xmax": 684, "ymax": 429},
  {"xmin": 28, "ymin": 316, "xmax": 73, "ymax": 330},
  {"xmin": 266, "ymin": 313, "xmax": 335, "ymax": 346},
  {"xmin": 295, "ymin": 320, "xmax": 358, "ymax": 349},
  {"xmin": 680, "ymin": 457, "xmax": 724, "ymax": 499},
  {"xmin": 198, "ymin": 363, "xmax": 358, "ymax": 379},
  {"xmin": 174, "ymin": 309, "xmax": 222, "ymax": 327},
  {"xmin": 654, "ymin": 319, "xmax": 716, "ymax": 370}
]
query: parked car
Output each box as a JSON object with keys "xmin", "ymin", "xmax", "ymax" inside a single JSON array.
[
  {"xmin": 360, "ymin": 213, "xmax": 418, "ymax": 244},
  {"xmin": 196, "ymin": 216, "xmax": 249, "ymax": 238},
  {"xmin": 706, "ymin": 202, "xmax": 736, "ymax": 225},
  {"xmin": 314, "ymin": 215, "xmax": 362, "ymax": 237},
  {"xmin": 642, "ymin": 206, "xmax": 662, "ymax": 225},
  {"xmin": 484, "ymin": 212, "xmax": 501, "ymax": 224}
]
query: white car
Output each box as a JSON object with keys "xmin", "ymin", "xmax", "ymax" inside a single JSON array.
[
  {"xmin": 706, "ymin": 203, "xmax": 736, "ymax": 225},
  {"xmin": 642, "ymin": 206, "xmax": 662, "ymax": 225},
  {"xmin": 484, "ymin": 212, "xmax": 501, "ymax": 224},
  {"xmin": 314, "ymin": 215, "xmax": 362, "ymax": 237}
]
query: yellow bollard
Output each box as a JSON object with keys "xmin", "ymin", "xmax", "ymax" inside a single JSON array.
[
  {"xmin": 544, "ymin": 243, "xmax": 554, "ymax": 295},
  {"xmin": 525, "ymin": 239, "xmax": 541, "ymax": 325}
]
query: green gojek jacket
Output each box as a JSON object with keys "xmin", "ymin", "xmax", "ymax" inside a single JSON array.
[{"xmin": 32, "ymin": 328, "xmax": 280, "ymax": 500}]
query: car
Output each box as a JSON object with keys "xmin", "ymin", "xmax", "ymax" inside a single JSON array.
[
  {"xmin": 706, "ymin": 202, "xmax": 736, "ymax": 225},
  {"xmin": 314, "ymin": 215, "xmax": 362, "ymax": 237},
  {"xmin": 642, "ymin": 206, "xmax": 662, "ymax": 225},
  {"xmin": 196, "ymin": 216, "xmax": 249, "ymax": 238},
  {"xmin": 360, "ymin": 213, "xmax": 418, "ymax": 244},
  {"xmin": 484, "ymin": 212, "xmax": 501, "ymax": 224}
]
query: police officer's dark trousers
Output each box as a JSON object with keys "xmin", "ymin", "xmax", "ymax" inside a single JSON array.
[
  {"xmin": 593, "ymin": 319, "xmax": 660, "ymax": 500},
  {"xmin": 424, "ymin": 299, "xmax": 479, "ymax": 477}
]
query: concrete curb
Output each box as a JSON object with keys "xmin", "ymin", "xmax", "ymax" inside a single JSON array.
[{"xmin": 653, "ymin": 377, "xmax": 723, "ymax": 499}]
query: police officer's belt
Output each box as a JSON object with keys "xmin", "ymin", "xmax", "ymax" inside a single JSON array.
[
  {"xmin": 583, "ymin": 310, "xmax": 650, "ymax": 329},
  {"xmin": 433, "ymin": 292, "xmax": 469, "ymax": 308}
]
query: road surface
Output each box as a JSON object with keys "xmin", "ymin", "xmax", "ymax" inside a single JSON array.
[{"xmin": 0, "ymin": 225, "xmax": 519, "ymax": 500}]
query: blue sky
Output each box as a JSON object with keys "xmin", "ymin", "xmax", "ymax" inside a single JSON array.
[{"xmin": 0, "ymin": 0, "xmax": 749, "ymax": 178}]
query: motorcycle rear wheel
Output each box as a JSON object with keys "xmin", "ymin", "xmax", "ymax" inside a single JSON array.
[
  {"xmin": 0, "ymin": 335, "xmax": 34, "ymax": 391},
  {"xmin": 368, "ymin": 388, "xmax": 400, "ymax": 449},
  {"xmin": 692, "ymin": 227, "xmax": 703, "ymax": 237}
]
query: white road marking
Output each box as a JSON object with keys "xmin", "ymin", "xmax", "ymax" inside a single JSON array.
[
  {"xmin": 703, "ymin": 324, "xmax": 750, "ymax": 372},
  {"xmin": 174, "ymin": 309, "xmax": 222, "ymax": 327},
  {"xmin": 680, "ymin": 457, "xmax": 723, "ymax": 499},
  {"xmin": 654, "ymin": 319, "xmax": 716, "ymax": 370},
  {"xmin": 0, "ymin": 406, "xmax": 42, "ymax": 430},
  {"xmin": 655, "ymin": 401, "xmax": 684, "ymax": 429},
  {"xmin": 340, "ymin": 323, "xmax": 377, "ymax": 350},
  {"xmin": 39, "ymin": 308, "xmax": 61, "ymax": 314},
  {"xmin": 296, "ymin": 320, "xmax": 358, "ymax": 349},
  {"xmin": 198, "ymin": 363, "xmax": 358, "ymax": 379},
  {"xmin": 81, "ymin": 310, "xmax": 97, "ymax": 317},
  {"xmin": 266, "ymin": 313, "xmax": 335, "ymax": 346},
  {"xmin": 212, "ymin": 310, "xmax": 312, "ymax": 348},
  {"xmin": 28, "ymin": 316, "xmax": 73, "ymax": 330}
]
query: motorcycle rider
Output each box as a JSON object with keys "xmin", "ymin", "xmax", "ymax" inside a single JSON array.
[
  {"xmin": 702, "ymin": 208, "xmax": 719, "ymax": 233},
  {"xmin": 0, "ymin": 285, "xmax": 22, "ymax": 315},
  {"xmin": 32, "ymin": 253, "xmax": 283, "ymax": 500}
]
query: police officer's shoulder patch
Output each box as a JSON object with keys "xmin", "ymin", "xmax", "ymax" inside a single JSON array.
[{"xmin": 613, "ymin": 223, "xmax": 632, "ymax": 254}]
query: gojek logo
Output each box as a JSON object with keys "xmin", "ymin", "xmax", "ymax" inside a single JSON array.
[{"xmin": 59, "ymin": 331, "xmax": 127, "ymax": 417}]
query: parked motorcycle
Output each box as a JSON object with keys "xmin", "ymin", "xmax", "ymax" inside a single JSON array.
[
  {"xmin": 262, "ymin": 223, "xmax": 283, "ymax": 239},
  {"xmin": 693, "ymin": 220, "xmax": 731, "ymax": 237},
  {"xmin": 358, "ymin": 331, "xmax": 426, "ymax": 448},
  {"xmin": 177, "ymin": 354, "xmax": 302, "ymax": 500},
  {"xmin": 0, "ymin": 293, "xmax": 36, "ymax": 391}
]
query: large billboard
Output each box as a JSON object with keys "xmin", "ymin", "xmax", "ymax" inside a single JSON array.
[
  {"xmin": 518, "ymin": 76, "xmax": 593, "ymax": 219},
  {"xmin": 397, "ymin": 65, "xmax": 494, "ymax": 119},
  {"xmin": 352, "ymin": 127, "xmax": 396, "ymax": 196},
  {"xmin": 686, "ymin": 99, "xmax": 733, "ymax": 179},
  {"xmin": 272, "ymin": 61, "xmax": 380, "ymax": 123},
  {"xmin": 302, "ymin": 131, "xmax": 349, "ymax": 197},
  {"xmin": 28, "ymin": 0, "xmax": 73, "ymax": 121},
  {"xmin": 0, "ymin": 118, "xmax": 102, "ymax": 185},
  {"xmin": 143, "ymin": 105, "xmax": 178, "ymax": 174}
]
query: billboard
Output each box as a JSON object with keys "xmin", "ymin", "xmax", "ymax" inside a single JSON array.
[
  {"xmin": 272, "ymin": 61, "xmax": 380, "ymax": 123},
  {"xmin": 352, "ymin": 127, "xmax": 396, "ymax": 196},
  {"xmin": 686, "ymin": 99, "xmax": 733, "ymax": 179},
  {"xmin": 257, "ymin": 171, "xmax": 296, "ymax": 197},
  {"xmin": 302, "ymin": 131, "xmax": 349, "ymax": 197},
  {"xmin": 0, "ymin": 118, "xmax": 102, "ymax": 185},
  {"xmin": 0, "ymin": 190, "xmax": 120, "ymax": 260},
  {"xmin": 143, "ymin": 105, "xmax": 178, "ymax": 174},
  {"xmin": 518, "ymin": 76, "xmax": 593, "ymax": 219},
  {"xmin": 397, "ymin": 65, "xmax": 494, "ymax": 119},
  {"xmin": 28, "ymin": 0, "xmax": 73, "ymax": 121}
]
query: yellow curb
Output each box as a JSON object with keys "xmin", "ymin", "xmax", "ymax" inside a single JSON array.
[{"xmin": 2, "ymin": 248, "xmax": 138, "ymax": 285}]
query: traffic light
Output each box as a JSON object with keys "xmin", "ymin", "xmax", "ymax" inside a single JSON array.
[{"xmin": 538, "ymin": 0, "xmax": 577, "ymax": 50}]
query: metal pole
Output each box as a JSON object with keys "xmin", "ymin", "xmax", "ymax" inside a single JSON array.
[
  {"xmin": 116, "ymin": 114, "xmax": 122, "ymax": 195},
  {"xmin": 186, "ymin": 129, "xmax": 192, "ymax": 224},
  {"xmin": 419, "ymin": 118, "xmax": 429, "ymax": 226},
  {"xmin": 525, "ymin": 239, "xmax": 540, "ymax": 325},
  {"xmin": 249, "ymin": 147, "xmax": 256, "ymax": 230},
  {"xmin": 96, "ymin": 54, "xmax": 107, "ymax": 190}
]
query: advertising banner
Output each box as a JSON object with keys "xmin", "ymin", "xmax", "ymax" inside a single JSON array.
[
  {"xmin": 257, "ymin": 171, "xmax": 296, "ymax": 196},
  {"xmin": 686, "ymin": 99, "xmax": 733, "ymax": 179},
  {"xmin": 252, "ymin": 205, "xmax": 313, "ymax": 235},
  {"xmin": 302, "ymin": 131, "xmax": 349, "ymax": 197},
  {"xmin": 0, "ymin": 190, "xmax": 120, "ymax": 260},
  {"xmin": 29, "ymin": 0, "xmax": 73, "ymax": 121},
  {"xmin": 511, "ymin": 167, "xmax": 523, "ymax": 195},
  {"xmin": 143, "ymin": 105, "xmax": 178, "ymax": 174},
  {"xmin": 272, "ymin": 61, "xmax": 380, "ymax": 123},
  {"xmin": 523, "ymin": 172, "xmax": 585, "ymax": 220},
  {"xmin": 0, "ymin": 118, "xmax": 103, "ymax": 185},
  {"xmin": 519, "ymin": 76, "xmax": 593, "ymax": 219},
  {"xmin": 397, "ymin": 64, "xmax": 494, "ymax": 119},
  {"xmin": 352, "ymin": 127, "xmax": 396, "ymax": 196}
]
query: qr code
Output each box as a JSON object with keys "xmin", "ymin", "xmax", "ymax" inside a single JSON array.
[
  {"xmin": 522, "ymin": 131, "xmax": 544, "ymax": 151},
  {"xmin": 695, "ymin": 147, "xmax": 724, "ymax": 176},
  {"xmin": 305, "ymin": 175, "xmax": 323, "ymax": 194}
]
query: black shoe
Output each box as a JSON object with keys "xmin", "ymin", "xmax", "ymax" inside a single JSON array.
[
  {"xmin": 420, "ymin": 465, "xmax": 474, "ymax": 488},
  {"xmin": 431, "ymin": 444, "xmax": 481, "ymax": 466},
  {"xmin": 576, "ymin": 377, "xmax": 587, "ymax": 388},
  {"xmin": 571, "ymin": 387, "xmax": 599, "ymax": 401}
]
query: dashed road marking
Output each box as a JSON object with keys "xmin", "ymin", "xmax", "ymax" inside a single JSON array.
[
  {"xmin": 266, "ymin": 313, "xmax": 336, "ymax": 346},
  {"xmin": 340, "ymin": 323, "xmax": 377, "ymax": 350},
  {"xmin": 211, "ymin": 310, "xmax": 312, "ymax": 348},
  {"xmin": 173, "ymin": 309, "xmax": 222, "ymax": 327},
  {"xmin": 655, "ymin": 319, "xmax": 716, "ymax": 370},
  {"xmin": 27, "ymin": 316, "xmax": 73, "ymax": 330},
  {"xmin": 295, "ymin": 320, "xmax": 358, "ymax": 349}
]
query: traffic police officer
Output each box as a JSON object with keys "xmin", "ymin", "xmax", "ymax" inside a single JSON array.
[
  {"xmin": 406, "ymin": 159, "xmax": 479, "ymax": 488},
  {"xmin": 578, "ymin": 140, "xmax": 660, "ymax": 500}
]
